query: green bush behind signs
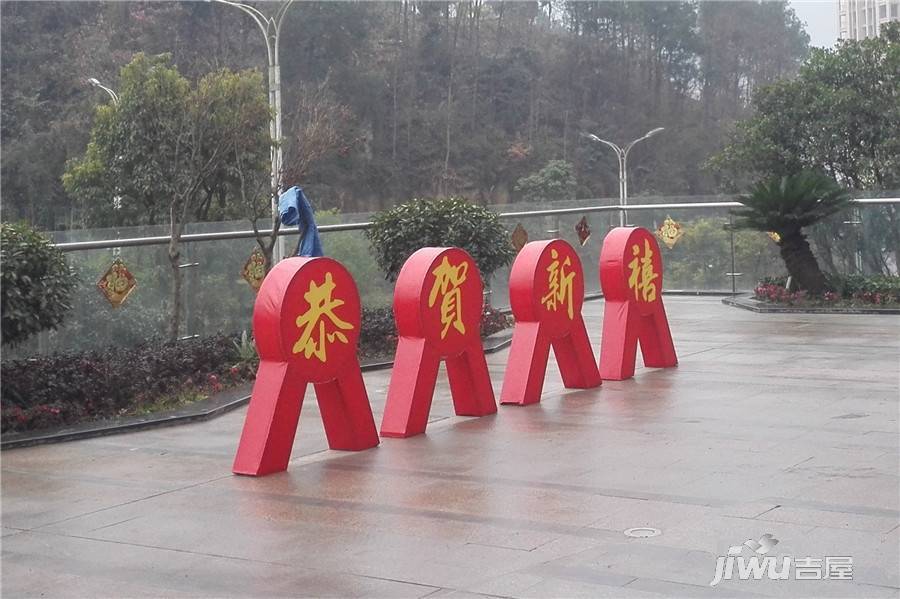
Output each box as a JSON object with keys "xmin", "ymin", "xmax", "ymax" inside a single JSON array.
[
  {"xmin": 1, "ymin": 223, "xmax": 77, "ymax": 346},
  {"xmin": 366, "ymin": 198, "xmax": 516, "ymax": 282}
]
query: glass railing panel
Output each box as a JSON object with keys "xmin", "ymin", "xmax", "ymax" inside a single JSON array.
[{"xmin": 10, "ymin": 198, "xmax": 893, "ymax": 359}]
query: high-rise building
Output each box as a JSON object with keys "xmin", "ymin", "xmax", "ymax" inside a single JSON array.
[{"xmin": 838, "ymin": 0, "xmax": 900, "ymax": 40}]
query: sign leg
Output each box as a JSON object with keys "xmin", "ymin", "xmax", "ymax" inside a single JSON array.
[
  {"xmin": 639, "ymin": 308, "xmax": 678, "ymax": 368},
  {"xmin": 446, "ymin": 339, "xmax": 498, "ymax": 416},
  {"xmin": 499, "ymin": 321, "xmax": 551, "ymax": 406},
  {"xmin": 552, "ymin": 316, "xmax": 602, "ymax": 389},
  {"xmin": 314, "ymin": 360, "xmax": 380, "ymax": 451},
  {"xmin": 381, "ymin": 337, "xmax": 441, "ymax": 438},
  {"xmin": 233, "ymin": 360, "xmax": 307, "ymax": 476},
  {"xmin": 598, "ymin": 301, "xmax": 640, "ymax": 381}
]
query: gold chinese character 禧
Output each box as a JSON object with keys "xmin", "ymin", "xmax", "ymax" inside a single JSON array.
[
  {"xmin": 540, "ymin": 248, "xmax": 575, "ymax": 319},
  {"xmin": 292, "ymin": 272, "xmax": 353, "ymax": 362},
  {"xmin": 428, "ymin": 256, "xmax": 469, "ymax": 339},
  {"xmin": 627, "ymin": 239, "xmax": 659, "ymax": 302}
]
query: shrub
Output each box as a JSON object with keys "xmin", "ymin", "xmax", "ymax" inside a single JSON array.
[
  {"xmin": 1, "ymin": 223, "xmax": 77, "ymax": 346},
  {"xmin": 359, "ymin": 307, "xmax": 398, "ymax": 359},
  {"xmin": 733, "ymin": 172, "xmax": 851, "ymax": 294},
  {"xmin": 1, "ymin": 334, "xmax": 245, "ymax": 433},
  {"xmin": 358, "ymin": 305, "xmax": 511, "ymax": 360},
  {"xmin": 753, "ymin": 273, "xmax": 900, "ymax": 305},
  {"xmin": 366, "ymin": 197, "xmax": 516, "ymax": 282},
  {"xmin": 514, "ymin": 160, "xmax": 577, "ymax": 203},
  {"xmin": 828, "ymin": 274, "xmax": 900, "ymax": 303},
  {"xmin": 481, "ymin": 306, "xmax": 512, "ymax": 337}
]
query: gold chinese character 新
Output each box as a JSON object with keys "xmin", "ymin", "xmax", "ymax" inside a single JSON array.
[
  {"xmin": 292, "ymin": 272, "xmax": 353, "ymax": 362},
  {"xmin": 628, "ymin": 239, "xmax": 659, "ymax": 302},
  {"xmin": 428, "ymin": 256, "xmax": 468, "ymax": 339},
  {"xmin": 540, "ymin": 248, "xmax": 575, "ymax": 319}
]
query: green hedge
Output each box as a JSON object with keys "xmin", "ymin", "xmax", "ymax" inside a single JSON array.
[
  {"xmin": 1, "ymin": 222, "xmax": 77, "ymax": 346},
  {"xmin": 366, "ymin": 197, "xmax": 515, "ymax": 282},
  {"xmin": 1, "ymin": 334, "xmax": 250, "ymax": 433}
]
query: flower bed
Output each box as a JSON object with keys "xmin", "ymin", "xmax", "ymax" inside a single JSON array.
[
  {"xmin": 753, "ymin": 274, "xmax": 900, "ymax": 307},
  {"xmin": 1, "ymin": 307, "xmax": 512, "ymax": 434},
  {"xmin": 1, "ymin": 334, "xmax": 256, "ymax": 434}
]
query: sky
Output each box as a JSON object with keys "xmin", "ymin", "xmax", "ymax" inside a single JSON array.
[{"xmin": 790, "ymin": 0, "xmax": 840, "ymax": 48}]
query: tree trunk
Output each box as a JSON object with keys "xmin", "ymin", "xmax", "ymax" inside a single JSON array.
[
  {"xmin": 168, "ymin": 245, "xmax": 182, "ymax": 343},
  {"xmin": 779, "ymin": 231, "xmax": 828, "ymax": 295}
]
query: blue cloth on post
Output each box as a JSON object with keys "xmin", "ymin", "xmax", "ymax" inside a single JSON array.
[{"xmin": 277, "ymin": 186, "xmax": 323, "ymax": 257}]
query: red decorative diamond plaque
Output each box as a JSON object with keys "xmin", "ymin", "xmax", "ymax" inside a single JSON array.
[
  {"xmin": 97, "ymin": 258, "xmax": 137, "ymax": 308},
  {"xmin": 656, "ymin": 216, "xmax": 684, "ymax": 249},
  {"xmin": 575, "ymin": 216, "xmax": 591, "ymax": 246},
  {"xmin": 242, "ymin": 247, "xmax": 267, "ymax": 292},
  {"xmin": 511, "ymin": 223, "xmax": 529, "ymax": 252}
]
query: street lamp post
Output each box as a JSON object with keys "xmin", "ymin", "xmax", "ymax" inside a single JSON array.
[
  {"xmin": 85, "ymin": 77, "xmax": 123, "ymax": 252},
  {"xmin": 87, "ymin": 77, "xmax": 119, "ymax": 105},
  {"xmin": 584, "ymin": 128, "xmax": 664, "ymax": 227},
  {"xmin": 210, "ymin": 0, "xmax": 294, "ymax": 264}
]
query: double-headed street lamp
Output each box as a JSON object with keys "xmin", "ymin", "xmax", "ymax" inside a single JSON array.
[
  {"xmin": 209, "ymin": 0, "xmax": 295, "ymax": 263},
  {"xmin": 87, "ymin": 77, "xmax": 119, "ymax": 105},
  {"xmin": 584, "ymin": 128, "xmax": 664, "ymax": 227}
]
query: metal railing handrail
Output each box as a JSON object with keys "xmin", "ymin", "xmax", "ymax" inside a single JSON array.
[{"xmin": 53, "ymin": 197, "xmax": 900, "ymax": 252}]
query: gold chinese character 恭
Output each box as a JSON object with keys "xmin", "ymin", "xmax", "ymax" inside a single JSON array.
[
  {"xmin": 428, "ymin": 256, "xmax": 468, "ymax": 339},
  {"xmin": 627, "ymin": 240, "xmax": 659, "ymax": 302},
  {"xmin": 292, "ymin": 272, "xmax": 353, "ymax": 362},
  {"xmin": 540, "ymin": 248, "xmax": 575, "ymax": 319}
]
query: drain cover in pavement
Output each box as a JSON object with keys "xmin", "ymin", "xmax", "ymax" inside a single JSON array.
[{"xmin": 624, "ymin": 527, "xmax": 661, "ymax": 538}]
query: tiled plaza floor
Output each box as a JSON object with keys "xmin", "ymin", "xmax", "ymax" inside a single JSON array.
[{"xmin": 2, "ymin": 297, "xmax": 898, "ymax": 597}]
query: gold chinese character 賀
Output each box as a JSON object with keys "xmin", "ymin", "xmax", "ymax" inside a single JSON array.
[
  {"xmin": 628, "ymin": 239, "xmax": 659, "ymax": 302},
  {"xmin": 428, "ymin": 256, "xmax": 469, "ymax": 339},
  {"xmin": 292, "ymin": 272, "xmax": 353, "ymax": 362},
  {"xmin": 540, "ymin": 248, "xmax": 575, "ymax": 319}
]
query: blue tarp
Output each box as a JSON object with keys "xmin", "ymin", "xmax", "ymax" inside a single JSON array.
[{"xmin": 278, "ymin": 186, "xmax": 323, "ymax": 257}]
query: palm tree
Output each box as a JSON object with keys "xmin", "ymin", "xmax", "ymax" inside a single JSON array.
[{"xmin": 734, "ymin": 172, "xmax": 851, "ymax": 295}]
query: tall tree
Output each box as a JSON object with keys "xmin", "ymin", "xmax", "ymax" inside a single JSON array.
[
  {"xmin": 63, "ymin": 54, "xmax": 270, "ymax": 341},
  {"xmin": 711, "ymin": 23, "xmax": 900, "ymax": 271}
]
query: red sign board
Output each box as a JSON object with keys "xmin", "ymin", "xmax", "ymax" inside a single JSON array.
[
  {"xmin": 598, "ymin": 227, "xmax": 677, "ymax": 380},
  {"xmin": 233, "ymin": 257, "xmax": 379, "ymax": 476},
  {"xmin": 380, "ymin": 247, "xmax": 497, "ymax": 438},
  {"xmin": 500, "ymin": 239, "xmax": 601, "ymax": 405}
]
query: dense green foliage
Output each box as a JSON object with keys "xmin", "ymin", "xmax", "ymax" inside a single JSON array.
[
  {"xmin": 359, "ymin": 305, "xmax": 511, "ymax": 361},
  {"xmin": 734, "ymin": 172, "xmax": 852, "ymax": 234},
  {"xmin": 712, "ymin": 23, "xmax": 900, "ymax": 189},
  {"xmin": 366, "ymin": 198, "xmax": 516, "ymax": 281},
  {"xmin": 755, "ymin": 274, "xmax": 900, "ymax": 306},
  {"xmin": 2, "ymin": 1, "xmax": 810, "ymax": 229},
  {"xmin": 661, "ymin": 218, "xmax": 783, "ymax": 290},
  {"xmin": 829, "ymin": 274, "xmax": 900, "ymax": 302},
  {"xmin": 61, "ymin": 53, "xmax": 271, "ymax": 340},
  {"xmin": 63, "ymin": 54, "xmax": 271, "ymax": 229},
  {"xmin": 734, "ymin": 172, "xmax": 851, "ymax": 293},
  {"xmin": 1, "ymin": 223, "xmax": 77, "ymax": 346},
  {"xmin": 712, "ymin": 23, "xmax": 900, "ymax": 274},
  {"xmin": 515, "ymin": 160, "xmax": 577, "ymax": 203}
]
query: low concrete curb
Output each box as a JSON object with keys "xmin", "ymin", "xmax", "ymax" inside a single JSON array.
[{"xmin": 722, "ymin": 294, "xmax": 900, "ymax": 315}]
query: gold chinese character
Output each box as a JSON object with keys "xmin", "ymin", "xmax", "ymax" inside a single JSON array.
[
  {"xmin": 292, "ymin": 272, "xmax": 353, "ymax": 362},
  {"xmin": 540, "ymin": 248, "xmax": 575, "ymax": 319},
  {"xmin": 627, "ymin": 240, "xmax": 659, "ymax": 302},
  {"xmin": 428, "ymin": 256, "xmax": 468, "ymax": 339}
]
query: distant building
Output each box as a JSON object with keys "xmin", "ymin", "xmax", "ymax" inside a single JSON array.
[{"xmin": 838, "ymin": 0, "xmax": 900, "ymax": 40}]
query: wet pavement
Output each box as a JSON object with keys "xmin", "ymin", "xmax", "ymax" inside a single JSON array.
[{"xmin": 2, "ymin": 297, "xmax": 898, "ymax": 598}]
